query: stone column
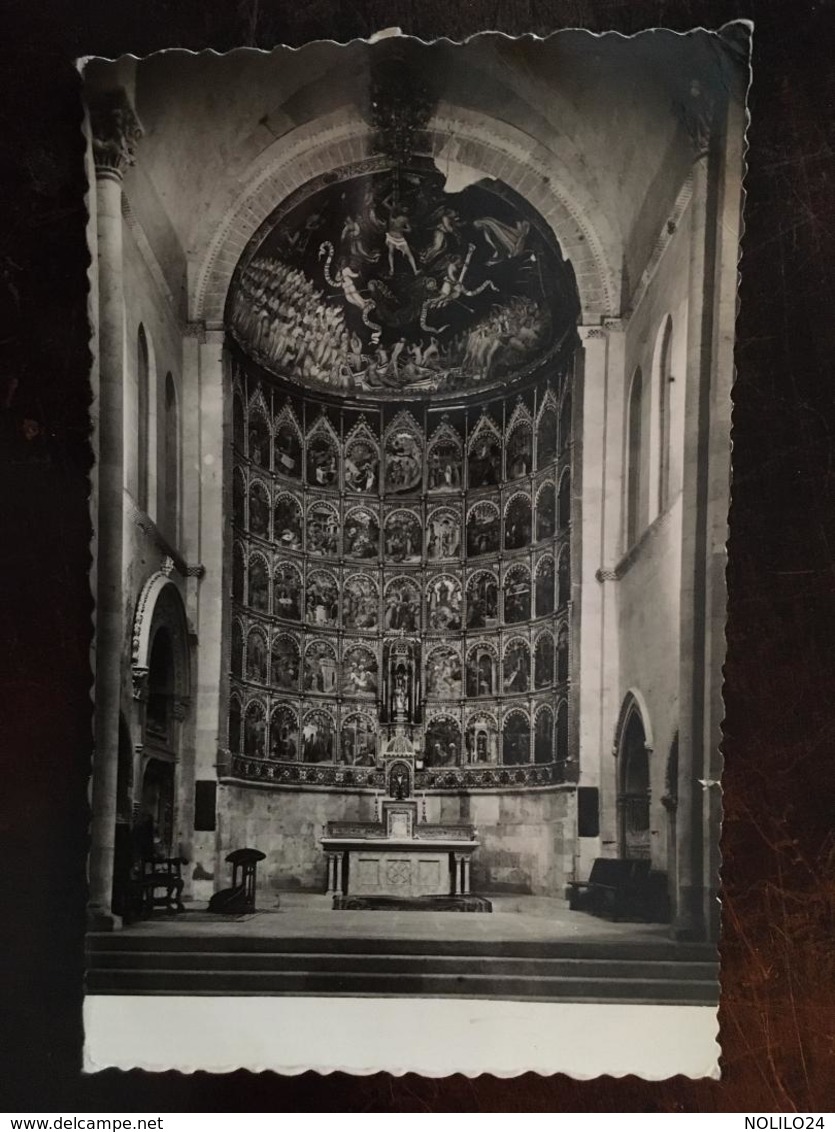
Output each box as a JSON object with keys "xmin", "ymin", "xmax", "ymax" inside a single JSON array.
[
  {"xmin": 576, "ymin": 322, "xmax": 625, "ymax": 868},
  {"xmin": 462, "ymin": 856, "xmax": 471, "ymax": 895},
  {"xmin": 702, "ymin": 79, "xmax": 746, "ymax": 940},
  {"xmin": 325, "ymin": 853, "xmax": 335, "ymax": 895},
  {"xmin": 193, "ymin": 328, "xmax": 227, "ymax": 892},
  {"xmin": 87, "ymin": 89, "xmax": 142, "ymax": 928},
  {"xmin": 674, "ymin": 85, "xmax": 722, "ymax": 939},
  {"xmin": 334, "ymin": 852, "xmax": 345, "ymax": 895}
]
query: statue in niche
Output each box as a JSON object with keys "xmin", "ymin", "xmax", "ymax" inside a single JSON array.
[
  {"xmin": 393, "ymin": 668, "xmax": 409, "ymax": 717},
  {"xmin": 382, "ymin": 639, "xmax": 420, "ymax": 723}
]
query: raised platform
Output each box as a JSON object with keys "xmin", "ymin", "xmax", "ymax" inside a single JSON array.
[
  {"xmin": 332, "ymin": 893, "xmax": 492, "ymax": 912},
  {"xmin": 86, "ymin": 894, "xmax": 718, "ymax": 1005}
]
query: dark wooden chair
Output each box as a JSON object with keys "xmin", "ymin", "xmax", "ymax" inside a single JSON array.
[
  {"xmin": 136, "ymin": 856, "xmax": 186, "ymax": 917},
  {"xmin": 567, "ymin": 857, "xmax": 652, "ymax": 921}
]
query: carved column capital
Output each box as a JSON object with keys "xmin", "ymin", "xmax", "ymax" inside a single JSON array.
[
  {"xmin": 577, "ymin": 324, "xmax": 608, "ymax": 342},
  {"xmin": 595, "ymin": 567, "xmax": 619, "ymax": 583},
  {"xmin": 90, "ymin": 88, "xmax": 143, "ymax": 181},
  {"xmin": 131, "ymin": 665, "xmax": 149, "ymax": 702}
]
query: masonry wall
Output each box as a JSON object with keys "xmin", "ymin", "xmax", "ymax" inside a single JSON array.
[
  {"xmin": 608, "ymin": 203, "xmax": 692, "ymax": 876},
  {"xmin": 216, "ymin": 784, "xmax": 575, "ymax": 898}
]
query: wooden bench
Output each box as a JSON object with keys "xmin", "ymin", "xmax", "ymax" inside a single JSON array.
[
  {"xmin": 567, "ymin": 858, "xmax": 652, "ymax": 921},
  {"xmin": 135, "ymin": 856, "xmax": 186, "ymax": 917}
]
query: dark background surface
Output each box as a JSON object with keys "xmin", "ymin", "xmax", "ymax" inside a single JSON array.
[{"xmin": 1, "ymin": 0, "xmax": 834, "ymax": 1112}]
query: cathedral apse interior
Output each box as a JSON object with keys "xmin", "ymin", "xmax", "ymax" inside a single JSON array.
[{"xmin": 85, "ymin": 32, "xmax": 746, "ymax": 943}]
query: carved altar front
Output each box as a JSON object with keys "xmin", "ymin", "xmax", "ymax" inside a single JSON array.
[{"xmin": 320, "ymin": 746, "xmax": 479, "ymax": 902}]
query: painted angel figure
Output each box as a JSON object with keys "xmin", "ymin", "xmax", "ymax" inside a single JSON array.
[{"xmin": 473, "ymin": 216, "xmax": 531, "ymax": 263}]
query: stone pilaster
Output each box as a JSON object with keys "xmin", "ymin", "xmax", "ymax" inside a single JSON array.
[
  {"xmin": 673, "ymin": 139, "xmax": 715, "ymax": 941},
  {"xmin": 575, "ymin": 322, "xmax": 626, "ymax": 873},
  {"xmin": 88, "ymin": 88, "xmax": 143, "ymax": 927}
]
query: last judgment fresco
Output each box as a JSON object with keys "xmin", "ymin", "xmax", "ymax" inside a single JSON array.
[{"xmin": 229, "ymin": 167, "xmax": 578, "ymax": 399}]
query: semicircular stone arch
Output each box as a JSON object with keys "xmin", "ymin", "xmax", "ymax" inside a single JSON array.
[{"xmin": 193, "ymin": 110, "xmax": 620, "ymax": 327}]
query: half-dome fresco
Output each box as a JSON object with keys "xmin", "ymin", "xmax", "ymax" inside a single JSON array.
[{"xmin": 228, "ymin": 166, "xmax": 578, "ymax": 399}]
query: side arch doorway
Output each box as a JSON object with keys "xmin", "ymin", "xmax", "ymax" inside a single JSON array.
[{"xmin": 616, "ymin": 696, "xmax": 652, "ymax": 860}]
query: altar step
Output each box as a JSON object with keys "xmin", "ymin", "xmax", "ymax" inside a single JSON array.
[{"xmin": 86, "ymin": 935, "xmax": 718, "ymax": 1004}]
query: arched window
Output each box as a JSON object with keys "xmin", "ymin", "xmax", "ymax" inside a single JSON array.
[
  {"xmin": 137, "ymin": 325, "xmax": 150, "ymax": 511},
  {"xmin": 146, "ymin": 628, "xmax": 174, "ymax": 744},
  {"xmin": 162, "ymin": 373, "xmax": 180, "ymax": 543},
  {"xmin": 626, "ymin": 367, "xmax": 644, "ymax": 548},
  {"xmin": 657, "ymin": 317, "xmax": 673, "ymax": 513}
]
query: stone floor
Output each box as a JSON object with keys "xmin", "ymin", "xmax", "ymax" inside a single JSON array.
[{"xmin": 118, "ymin": 891, "xmax": 674, "ymax": 945}]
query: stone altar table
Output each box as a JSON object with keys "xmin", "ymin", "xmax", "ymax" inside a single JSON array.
[{"xmin": 321, "ymin": 798, "xmax": 479, "ymax": 901}]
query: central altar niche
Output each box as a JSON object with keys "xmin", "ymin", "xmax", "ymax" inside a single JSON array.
[{"xmin": 381, "ymin": 636, "xmax": 422, "ymax": 733}]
